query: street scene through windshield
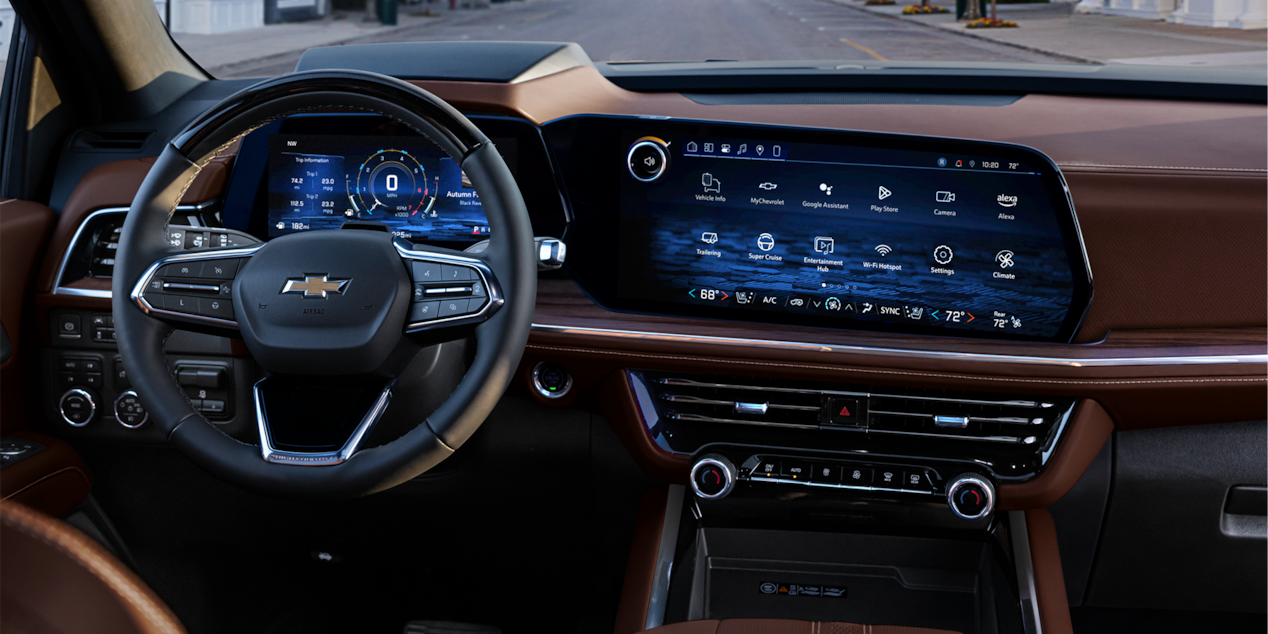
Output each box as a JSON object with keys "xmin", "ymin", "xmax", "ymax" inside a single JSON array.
[{"xmin": 144, "ymin": 0, "xmax": 1267, "ymax": 78}]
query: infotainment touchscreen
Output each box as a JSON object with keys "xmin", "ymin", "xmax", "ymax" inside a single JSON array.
[{"xmin": 545, "ymin": 117, "xmax": 1092, "ymax": 343}]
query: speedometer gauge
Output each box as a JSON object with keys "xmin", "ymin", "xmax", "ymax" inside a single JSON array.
[{"xmin": 347, "ymin": 149, "xmax": 438, "ymax": 220}]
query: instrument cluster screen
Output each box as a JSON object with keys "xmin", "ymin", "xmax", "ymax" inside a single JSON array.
[
  {"xmin": 613, "ymin": 130, "xmax": 1090, "ymax": 342},
  {"xmin": 266, "ymin": 134, "xmax": 493, "ymax": 243}
]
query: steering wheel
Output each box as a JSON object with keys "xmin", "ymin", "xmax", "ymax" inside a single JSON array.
[{"xmin": 110, "ymin": 71, "xmax": 537, "ymax": 499}]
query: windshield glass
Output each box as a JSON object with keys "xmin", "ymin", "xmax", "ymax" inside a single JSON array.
[{"xmin": 167, "ymin": 0, "xmax": 1265, "ymax": 76}]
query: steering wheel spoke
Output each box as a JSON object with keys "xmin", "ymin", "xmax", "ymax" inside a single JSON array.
[
  {"xmin": 396, "ymin": 239, "xmax": 504, "ymax": 333},
  {"xmin": 130, "ymin": 245, "xmax": 262, "ymax": 333},
  {"xmin": 254, "ymin": 376, "xmax": 395, "ymax": 466}
]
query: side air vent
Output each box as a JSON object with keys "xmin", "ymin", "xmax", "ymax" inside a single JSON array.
[{"xmin": 72, "ymin": 129, "xmax": 154, "ymax": 152}]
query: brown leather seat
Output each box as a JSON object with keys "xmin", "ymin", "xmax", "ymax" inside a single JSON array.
[
  {"xmin": 0, "ymin": 500, "xmax": 186, "ymax": 634},
  {"xmin": 638, "ymin": 619, "xmax": 960, "ymax": 634}
]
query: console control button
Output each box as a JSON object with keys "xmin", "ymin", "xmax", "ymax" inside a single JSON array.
[
  {"xmin": 114, "ymin": 391, "xmax": 148, "ymax": 429},
  {"xmin": 754, "ymin": 459, "xmax": 778, "ymax": 478},
  {"xmin": 59, "ymin": 389, "xmax": 97, "ymax": 427},
  {"xmin": 531, "ymin": 362, "xmax": 572, "ymax": 399},
  {"xmin": 810, "ymin": 464, "xmax": 842, "ymax": 484},
  {"xmin": 843, "ymin": 466, "xmax": 873, "ymax": 486},
  {"xmin": 902, "ymin": 469, "xmax": 935, "ymax": 492},
  {"xmin": 827, "ymin": 397, "xmax": 862, "ymax": 426},
  {"xmin": 875, "ymin": 468, "xmax": 902, "ymax": 489},
  {"xmin": 690, "ymin": 454, "xmax": 736, "ymax": 499},
  {"xmin": 780, "ymin": 460, "xmax": 811, "ymax": 481},
  {"xmin": 57, "ymin": 314, "xmax": 82, "ymax": 340}
]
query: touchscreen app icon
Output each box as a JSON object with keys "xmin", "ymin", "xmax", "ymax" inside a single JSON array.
[
  {"xmin": 933, "ymin": 245, "xmax": 954, "ymax": 265},
  {"xmin": 701, "ymin": 232, "xmax": 719, "ymax": 245},
  {"xmin": 996, "ymin": 250, "xmax": 1015, "ymax": 268},
  {"xmin": 757, "ymin": 233, "xmax": 776, "ymax": 251},
  {"xmin": 814, "ymin": 236, "xmax": 835, "ymax": 254},
  {"xmin": 702, "ymin": 173, "xmax": 722, "ymax": 193},
  {"xmin": 936, "ymin": 191, "xmax": 955, "ymax": 203}
]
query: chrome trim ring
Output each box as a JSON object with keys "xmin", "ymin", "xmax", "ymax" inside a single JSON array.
[
  {"xmin": 531, "ymin": 362, "xmax": 573, "ymax": 399},
  {"xmin": 113, "ymin": 390, "xmax": 149, "ymax": 429},
  {"xmin": 690, "ymin": 457, "xmax": 736, "ymax": 500},
  {"xmin": 58, "ymin": 389, "xmax": 96, "ymax": 428},
  {"xmin": 253, "ymin": 377, "xmax": 395, "ymax": 466},
  {"xmin": 626, "ymin": 139, "xmax": 669, "ymax": 182},
  {"xmin": 946, "ymin": 474, "xmax": 996, "ymax": 520}
]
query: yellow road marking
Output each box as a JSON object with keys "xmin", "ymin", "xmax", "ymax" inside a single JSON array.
[{"xmin": 840, "ymin": 38, "xmax": 888, "ymax": 61}]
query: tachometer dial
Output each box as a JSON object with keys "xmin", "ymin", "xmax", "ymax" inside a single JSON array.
[{"xmin": 347, "ymin": 149, "xmax": 437, "ymax": 220}]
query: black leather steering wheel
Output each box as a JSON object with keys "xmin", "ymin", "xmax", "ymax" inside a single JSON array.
[{"xmin": 111, "ymin": 70, "xmax": 537, "ymax": 499}]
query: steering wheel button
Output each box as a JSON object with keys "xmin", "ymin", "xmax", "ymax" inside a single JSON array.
[
  {"xmin": 167, "ymin": 296, "xmax": 197, "ymax": 313},
  {"xmin": 166, "ymin": 262, "xmax": 204, "ymax": 278},
  {"xmin": 410, "ymin": 261, "xmax": 441, "ymax": 282},
  {"xmin": 469, "ymin": 295, "xmax": 487, "ymax": 311},
  {"xmin": 438, "ymin": 299, "xmax": 469, "ymax": 318},
  {"xmin": 441, "ymin": 265, "xmax": 472, "ymax": 281},
  {"xmin": 199, "ymin": 298, "xmax": 233, "ymax": 319},
  {"xmin": 219, "ymin": 283, "xmax": 232, "ymax": 297},
  {"xmin": 470, "ymin": 280, "xmax": 486, "ymax": 297},
  {"xmin": 202, "ymin": 259, "xmax": 239, "ymax": 279},
  {"xmin": 409, "ymin": 301, "xmax": 440, "ymax": 322}
]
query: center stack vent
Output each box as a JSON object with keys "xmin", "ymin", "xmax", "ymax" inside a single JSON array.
[{"xmin": 628, "ymin": 370, "xmax": 1077, "ymax": 480}]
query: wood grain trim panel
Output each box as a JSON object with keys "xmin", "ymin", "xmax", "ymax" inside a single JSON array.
[{"xmin": 614, "ymin": 485, "xmax": 671, "ymax": 634}]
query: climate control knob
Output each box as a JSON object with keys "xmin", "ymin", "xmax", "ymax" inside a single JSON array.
[
  {"xmin": 946, "ymin": 474, "xmax": 995, "ymax": 520},
  {"xmin": 690, "ymin": 454, "xmax": 736, "ymax": 500}
]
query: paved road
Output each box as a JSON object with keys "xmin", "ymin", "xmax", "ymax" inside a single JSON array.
[{"xmin": 213, "ymin": 0, "xmax": 1065, "ymax": 78}]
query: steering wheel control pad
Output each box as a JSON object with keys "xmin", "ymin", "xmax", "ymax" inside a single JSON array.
[{"xmin": 233, "ymin": 230, "xmax": 410, "ymax": 376}]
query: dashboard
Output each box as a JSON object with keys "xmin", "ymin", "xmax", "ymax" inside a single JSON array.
[{"xmin": 547, "ymin": 117, "xmax": 1092, "ymax": 343}]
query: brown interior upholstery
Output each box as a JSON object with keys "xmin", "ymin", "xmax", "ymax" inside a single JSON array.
[
  {"xmin": 0, "ymin": 500, "xmax": 186, "ymax": 634},
  {"xmin": 639, "ymin": 619, "xmax": 961, "ymax": 634}
]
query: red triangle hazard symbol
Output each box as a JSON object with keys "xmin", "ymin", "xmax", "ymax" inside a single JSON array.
[{"xmin": 838, "ymin": 404, "xmax": 852, "ymax": 417}]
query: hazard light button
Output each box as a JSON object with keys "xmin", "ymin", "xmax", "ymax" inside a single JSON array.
[{"xmin": 827, "ymin": 397, "xmax": 863, "ymax": 426}]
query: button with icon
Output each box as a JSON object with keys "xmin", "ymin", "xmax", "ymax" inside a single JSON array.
[
  {"xmin": 933, "ymin": 245, "xmax": 954, "ymax": 265},
  {"xmin": 626, "ymin": 139, "xmax": 669, "ymax": 182}
]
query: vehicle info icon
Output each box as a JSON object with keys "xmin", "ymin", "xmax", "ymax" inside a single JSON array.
[{"xmin": 702, "ymin": 173, "xmax": 721, "ymax": 193}]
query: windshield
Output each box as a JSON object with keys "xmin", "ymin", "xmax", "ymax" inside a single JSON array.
[{"xmin": 166, "ymin": 0, "xmax": 1267, "ymax": 77}]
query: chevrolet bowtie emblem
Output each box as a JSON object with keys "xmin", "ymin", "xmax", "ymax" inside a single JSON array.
[{"xmin": 281, "ymin": 274, "xmax": 350, "ymax": 299}]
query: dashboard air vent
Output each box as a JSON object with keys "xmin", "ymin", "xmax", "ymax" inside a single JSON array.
[
  {"xmin": 657, "ymin": 377, "xmax": 824, "ymax": 430},
  {"xmin": 72, "ymin": 129, "xmax": 154, "ymax": 152}
]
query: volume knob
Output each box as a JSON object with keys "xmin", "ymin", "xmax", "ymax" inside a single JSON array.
[
  {"xmin": 690, "ymin": 454, "xmax": 736, "ymax": 500},
  {"xmin": 946, "ymin": 474, "xmax": 995, "ymax": 520}
]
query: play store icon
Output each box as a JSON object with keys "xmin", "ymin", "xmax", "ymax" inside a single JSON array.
[{"xmin": 878, "ymin": 185, "xmax": 892, "ymax": 200}]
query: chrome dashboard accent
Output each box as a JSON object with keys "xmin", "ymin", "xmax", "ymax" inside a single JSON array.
[
  {"xmin": 643, "ymin": 484, "xmax": 685, "ymax": 631},
  {"xmin": 1010, "ymin": 510, "xmax": 1044, "ymax": 634},
  {"xmin": 531, "ymin": 323, "xmax": 1268, "ymax": 367},
  {"xmin": 670, "ymin": 412, "xmax": 820, "ymax": 430},
  {"xmin": 253, "ymin": 377, "xmax": 395, "ymax": 466},
  {"xmin": 52, "ymin": 203, "xmax": 228, "ymax": 298}
]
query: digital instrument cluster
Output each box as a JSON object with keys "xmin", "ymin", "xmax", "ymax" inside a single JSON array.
[
  {"xmin": 266, "ymin": 135, "xmax": 489, "ymax": 242},
  {"xmin": 546, "ymin": 117, "xmax": 1092, "ymax": 343}
]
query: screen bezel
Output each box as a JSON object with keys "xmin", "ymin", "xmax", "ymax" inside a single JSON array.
[{"xmin": 544, "ymin": 115, "xmax": 1093, "ymax": 344}]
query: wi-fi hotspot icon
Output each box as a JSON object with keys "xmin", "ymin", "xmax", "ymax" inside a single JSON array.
[{"xmin": 875, "ymin": 244, "xmax": 893, "ymax": 256}]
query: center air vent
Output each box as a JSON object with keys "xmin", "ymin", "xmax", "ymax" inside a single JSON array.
[{"xmin": 629, "ymin": 370, "xmax": 1076, "ymax": 479}]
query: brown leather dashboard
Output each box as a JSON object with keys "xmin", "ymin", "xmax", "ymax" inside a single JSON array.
[{"xmin": 31, "ymin": 67, "xmax": 1267, "ymax": 478}]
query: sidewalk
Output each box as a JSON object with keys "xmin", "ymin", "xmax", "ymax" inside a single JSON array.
[
  {"xmin": 839, "ymin": 0, "xmax": 1267, "ymax": 68},
  {"xmin": 173, "ymin": 9, "xmax": 447, "ymax": 74}
]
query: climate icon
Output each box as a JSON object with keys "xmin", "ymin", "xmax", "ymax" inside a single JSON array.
[{"xmin": 874, "ymin": 244, "xmax": 893, "ymax": 256}]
